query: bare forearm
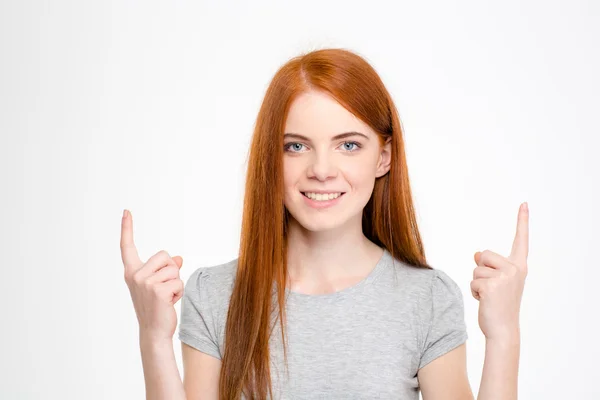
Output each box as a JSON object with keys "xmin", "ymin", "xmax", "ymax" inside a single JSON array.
[
  {"xmin": 140, "ymin": 335, "xmax": 186, "ymax": 400},
  {"xmin": 477, "ymin": 334, "xmax": 520, "ymax": 400}
]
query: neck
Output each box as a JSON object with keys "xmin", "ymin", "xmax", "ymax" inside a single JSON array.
[{"xmin": 285, "ymin": 215, "xmax": 383, "ymax": 291}]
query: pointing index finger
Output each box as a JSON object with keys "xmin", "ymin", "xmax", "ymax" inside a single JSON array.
[
  {"xmin": 509, "ymin": 202, "xmax": 529, "ymax": 266},
  {"xmin": 120, "ymin": 209, "xmax": 142, "ymax": 271}
]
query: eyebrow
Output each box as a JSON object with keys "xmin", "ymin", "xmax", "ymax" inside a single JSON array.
[{"xmin": 283, "ymin": 131, "xmax": 370, "ymax": 141}]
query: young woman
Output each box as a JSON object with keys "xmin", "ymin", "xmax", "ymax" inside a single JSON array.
[{"xmin": 121, "ymin": 48, "xmax": 529, "ymax": 400}]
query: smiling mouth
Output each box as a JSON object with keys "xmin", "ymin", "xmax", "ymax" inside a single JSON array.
[{"xmin": 301, "ymin": 192, "xmax": 346, "ymax": 201}]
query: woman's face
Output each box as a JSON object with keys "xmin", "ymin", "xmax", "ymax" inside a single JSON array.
[{"xmin": 283, "ymin": 90, "xmax": 391, "ymax": 233}]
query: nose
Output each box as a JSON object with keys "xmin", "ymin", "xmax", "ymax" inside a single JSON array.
[{"xmin": 307, "ymin": 152, "xmax": 338, "ymax": 181}]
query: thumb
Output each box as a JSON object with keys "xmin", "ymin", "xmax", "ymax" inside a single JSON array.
[{"xmin": 172, "ymin": 255, "xmax": 183, "ymax": 269}]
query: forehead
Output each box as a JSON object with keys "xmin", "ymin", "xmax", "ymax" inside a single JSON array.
[{"xmin": 284, "ymin": 90, "xmax": 376, "ymax": 138}]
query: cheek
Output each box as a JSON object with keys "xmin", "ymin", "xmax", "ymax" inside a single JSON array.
[
  {"xmin": 282, "ymin": 158, "xmax": 298, "ymax": 188},
  {"xmin": 340, "ymin": 156, "xmax": 378, "ymax": 186}
]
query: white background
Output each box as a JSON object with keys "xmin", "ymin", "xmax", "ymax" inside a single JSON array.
[{"xmin": 1, "ymin": 0, "xmax": 598, "ymax": 398}]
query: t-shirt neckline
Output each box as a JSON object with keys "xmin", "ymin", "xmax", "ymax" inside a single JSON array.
[{"xmin": 284, "ymin": 248, "xmax": 391, "ymax": 302}]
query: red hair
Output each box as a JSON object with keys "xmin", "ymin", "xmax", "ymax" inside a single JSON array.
[{"xmin": 219, "ymin": 47, "xmax": 432, "ymax": 399}]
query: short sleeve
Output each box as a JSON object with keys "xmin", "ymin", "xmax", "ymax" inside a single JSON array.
[
  {"xmin": 418, "ymin": 269, "xmax": 468, "ymax": 369},
  {"xmin": 178, "ymin": 267, "xmax": 222, "ymax": 360}
]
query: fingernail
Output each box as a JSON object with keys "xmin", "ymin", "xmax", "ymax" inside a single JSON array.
[
  {"xmin": 123, "ymin": 209, "xmax": 128, "ymax": 219},
  {"xmin": 522, "ymin": 202, "xmax": 528, "ymax": 212}
]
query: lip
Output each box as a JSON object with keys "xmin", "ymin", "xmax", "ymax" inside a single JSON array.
[
  {"xmin": 301, "ymin": 191, "xmax": 345, "ymax": 209},
  {"xmin": 302, "ymin": 190, "xmax": 345, "ymax": 194}
]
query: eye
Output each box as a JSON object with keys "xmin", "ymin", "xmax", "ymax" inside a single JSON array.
[
  {"xmin": 284, "ymin": 142, "xmax": 307, "ymax": 153},
  {"xmin": 339, "ymin": 141, "xmax": 361, "ymax": 152}
]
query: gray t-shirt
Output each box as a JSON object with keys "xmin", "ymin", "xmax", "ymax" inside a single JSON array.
[{"xmin": 178, "ymin": 248, "xmax": 468, "ymax": 399}]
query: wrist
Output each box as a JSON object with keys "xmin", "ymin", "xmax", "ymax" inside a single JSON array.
[{"xmin": 139, "ymin": 331, "xmax": 173, "ymax": 349}]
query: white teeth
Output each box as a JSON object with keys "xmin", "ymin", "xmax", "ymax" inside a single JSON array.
[{"xmin": 303, "ymin": 192, "xmax": 342, "ymax": 201}]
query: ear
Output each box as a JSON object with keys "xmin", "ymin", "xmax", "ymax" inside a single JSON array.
[{"xmin": 375, "ymin": 137, "xmax": 392, "ymax": 178}]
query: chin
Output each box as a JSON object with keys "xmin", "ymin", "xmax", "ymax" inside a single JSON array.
[
  {"xmin": 293, "ymin": 216, "xmax": 345, "ymax": 233},
  {"xmin": 285, "ymin": 206, "xmax": 359, "ymax": 233}
]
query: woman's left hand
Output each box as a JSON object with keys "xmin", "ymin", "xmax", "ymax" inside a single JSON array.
[{"xmin": 471, "ymin": 202, "xmax": 529, "ymax": 341}]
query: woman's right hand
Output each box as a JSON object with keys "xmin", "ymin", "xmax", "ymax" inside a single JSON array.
[{"xmin": 120, "ymin": 209, "xmax": 184, "ymax": 343}]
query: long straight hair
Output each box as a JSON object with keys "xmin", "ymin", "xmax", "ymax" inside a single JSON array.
[{"xmin": 219, "ymin": 48, "xmax": 432, "ymax": 399}]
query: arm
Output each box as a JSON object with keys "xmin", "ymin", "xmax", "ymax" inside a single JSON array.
[
  {"xmin": 476, "ymin": 334, "xmax": 520, "ymax": 400},
  {"xmin": 418, "ymin": 343, "xmax": 474, "ymax": 400},
  {"xmin": 417, "ymin": 336, "xmax": 520, "ymax": 400},
  {"xmin": 140, "ymin": 335, "xmax": 186, "ymax": 400},
  {"xmin": 181, "ymin": 342, "xmax": 221, "ymax": 400}
]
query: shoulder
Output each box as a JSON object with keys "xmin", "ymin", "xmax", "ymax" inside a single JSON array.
[
  {"xmin": 183, "ymin": 257, "xmax": 239, "ymax": 308},
  {"xmin": 186, "ymin": 257, "xmax": 238, "ymax": 283},
  {"xmin": 386, "ymin": 257, "xmax": 465, "ymax": 317},
  {"xmin": 393, "ymin": 262, "xmax": 466, "ymax": 333},
  {"xmin": 390, "ymin": 258, "xmax": 460, "ymax": 297}
]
